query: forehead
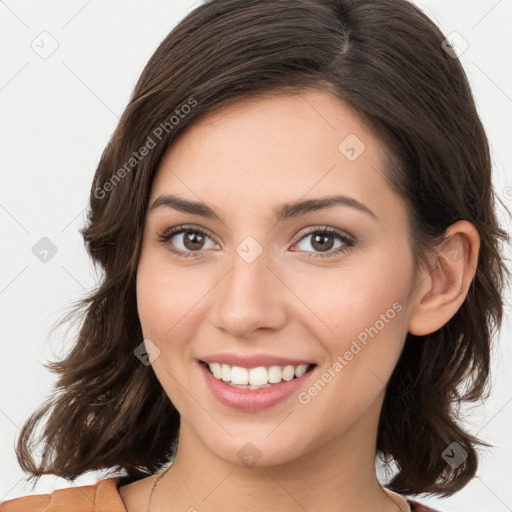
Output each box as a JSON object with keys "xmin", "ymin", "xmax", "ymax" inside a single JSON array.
[{"xmin": 150, "ymin": 89, "xmax": 402, "ymax": 225}]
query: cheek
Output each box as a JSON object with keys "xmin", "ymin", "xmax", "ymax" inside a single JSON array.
[
  {"xmin": 291, "ymin": 298, "xmax": 409, "ymax": 444},
  {"xmin": 135, "ymin": 250, "xmax": 205, "ymax": 410},
  {"xmin": 136, "ymin": 245, "xmax": 203, "ymax": 341},
  {"xmin": 293, "ymin": 247, "xmax": 413, "ymax": 345},
  {"xmin": 290, "ymin": 246, "xmax": 413, "ymax": 409}
]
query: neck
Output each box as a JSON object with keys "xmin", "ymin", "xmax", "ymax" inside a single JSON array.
[{"xmin": 151, "ymin": 404, "xmax": 410, "ymax": 512}]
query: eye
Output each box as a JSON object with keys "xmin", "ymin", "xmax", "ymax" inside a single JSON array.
[
  {"xmin": 292, "ymin": 226, "xmax": 355, "ymax": 258},
  {"xmin": 156, "ymin": 225, "xmax": 218, "ymax": 259},
  {"xmin": 156, "ymin": 224, "xmax": 355, "ymax": 259}
]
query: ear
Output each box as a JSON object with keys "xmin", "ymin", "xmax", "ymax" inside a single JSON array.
[{"xmin": 408, "ymin": 220, "xmax": 480, "ymax": 336}]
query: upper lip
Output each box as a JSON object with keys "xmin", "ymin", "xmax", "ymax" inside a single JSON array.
[{"xmin": 199, "ymin": 353, "xmax": 316, "ymax": 368}]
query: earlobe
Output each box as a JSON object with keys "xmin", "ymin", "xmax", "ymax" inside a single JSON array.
[{"xmin": 408, "ymin": 221, "xmax": 480, "ymax": 336}]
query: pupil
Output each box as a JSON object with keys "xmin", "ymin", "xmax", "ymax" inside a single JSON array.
[
  {"xmin": 312, "ymin": 233, "xmax": 333, "ymax": 252},
  {"xmin": 185, "ymin": 231, "xmax": 203, "ymax": 250}
]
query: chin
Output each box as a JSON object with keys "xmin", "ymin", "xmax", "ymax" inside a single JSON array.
[{"xmin": 196, "ymin": 426, "xmax": 312, "ymax": 469}]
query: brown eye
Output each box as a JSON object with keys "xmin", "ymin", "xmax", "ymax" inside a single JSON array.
[
  {"xmin": 157, "ymin": 225, "xmax": 217, "ymax": 258},
  {"xmin": 310, "ymin": 233, "xmax": 335, "ymax": 252},
  {"xmin": 293, "ymin": 227, "xmax": 355, "ymax": 258},
  {"xmin": 182, "ymin": 231, "xmax": 206, "ymax": 251}
]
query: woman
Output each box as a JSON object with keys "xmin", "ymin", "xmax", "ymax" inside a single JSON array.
[{"xmin": 1, "ymin": 0, "xmax": 508, "ymax": 511}]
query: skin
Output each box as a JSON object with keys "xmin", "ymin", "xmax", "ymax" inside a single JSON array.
[{"xmin": 120, "ymin": 88, "xmax": 480, "ymax": 511}]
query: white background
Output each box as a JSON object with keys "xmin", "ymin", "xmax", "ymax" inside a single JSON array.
[{"xmin": 0, "ymin": 1, "xmax": 511, "ymax": 511}]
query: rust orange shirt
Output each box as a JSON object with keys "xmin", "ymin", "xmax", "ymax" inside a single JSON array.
[{"xmin": 0, "ymin": 476, "xmax": 441, "ymax": 511}]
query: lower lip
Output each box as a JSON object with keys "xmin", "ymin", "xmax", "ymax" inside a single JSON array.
[{"xmin": 199, "ymin": 362, "xmax": 316, "ymax": 411}]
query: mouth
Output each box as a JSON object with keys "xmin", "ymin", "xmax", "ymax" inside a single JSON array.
[{"xmin": 199, "ymin": 360, "xmax": 317, "ymax": 390}]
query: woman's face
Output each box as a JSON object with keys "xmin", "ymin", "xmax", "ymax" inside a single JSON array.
[{"xmin": 136, "ymin": 88, "xmax": 421, "ymax": 467}]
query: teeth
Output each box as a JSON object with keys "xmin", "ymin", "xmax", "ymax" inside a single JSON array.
[
  {"xmin": 268, "ymin": 365, "xmax": 282, "ymax": 384},
  {"xmin": 231, "ymin": 365, "xmax": 249, "ymax": 385},
  {"xmin": 206, "ymin": 362, "xmax": 310, "ymax": 387},
  {"xmin": 248, "ymin": 366, "xmax": 268, "ymax": 385}
]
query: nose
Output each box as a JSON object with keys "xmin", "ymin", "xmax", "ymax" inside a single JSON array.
[{"xmin": 210, "ymin": 245, "xmax": 288, "ymax": 339}]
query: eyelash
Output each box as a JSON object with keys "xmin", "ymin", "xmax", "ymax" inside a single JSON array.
[{"xmin": 156, "ymin": 224, "xmax": 355, "ymax": 260}]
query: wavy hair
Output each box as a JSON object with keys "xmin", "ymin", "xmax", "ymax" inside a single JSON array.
[{"xmin": 15, "ymin": 0, "xmax": 509, "ymax": 497}]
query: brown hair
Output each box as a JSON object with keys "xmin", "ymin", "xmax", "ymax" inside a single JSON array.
[{"xmin": 15, "ymin": 0, "xmax": 509, "ymax": 497}]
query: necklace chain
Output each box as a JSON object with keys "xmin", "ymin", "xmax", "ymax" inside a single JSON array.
[
  {"xmin": 146, "ymin": 464, "xmax": 172, "ymax": 512},
  {"xmin": 144, "ymin": 464, "xmax": 410, "ymax": 511}
]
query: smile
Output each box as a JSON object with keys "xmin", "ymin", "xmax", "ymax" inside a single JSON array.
[
  {"xmin": 198, "ymin": 360, "xmax": 318, "ymax": 410},
  {"xmin": 201, "ymin": 360, "xmax": 315, "ymax": 389}
]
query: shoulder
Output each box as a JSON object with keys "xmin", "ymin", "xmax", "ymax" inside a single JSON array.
[{"xmin": 0, "ymin": 477, "xmax": 126, "ymax": 512}]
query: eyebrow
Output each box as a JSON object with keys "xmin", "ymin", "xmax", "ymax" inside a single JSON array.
[{"xmin": 149, "ymin": 193, "xmax": 377, "ymax": 221}]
